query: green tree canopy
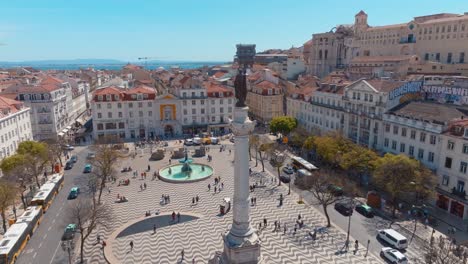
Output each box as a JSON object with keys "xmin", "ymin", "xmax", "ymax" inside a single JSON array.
[
  {"xmin": 16, "ymin": 141, "xmax": 50, "ymax": 188},
  {"xmin": 269, "ymin": 116, "xmax": 297, "ymax": 135}
]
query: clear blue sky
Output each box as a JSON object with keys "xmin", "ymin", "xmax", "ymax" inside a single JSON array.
[{"xmin": 0, "ymin": 0, "xmax": 467, "ymax": 62}]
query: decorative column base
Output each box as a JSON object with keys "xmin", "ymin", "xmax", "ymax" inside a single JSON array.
[{"xmin": 221, "ymin": 231, "xmax": 262, "ymax": 264}]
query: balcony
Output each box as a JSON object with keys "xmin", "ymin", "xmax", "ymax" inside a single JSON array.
[
  {"xmin": 399, "ymin": 38, "xmax": 416, "ymax": 44},
  {"xmin": 452, "ymin": 187, "xmax": 466, "ymax": 200}
]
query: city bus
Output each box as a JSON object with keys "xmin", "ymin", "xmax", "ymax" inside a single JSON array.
[
  {"xmin": 0, "ymin": 223, "xmax": 31, "ymax": 264},
  {"xmin": 291, "ymin": 156, "xmax": 318, "ymax": 173},
  {"xmin": 16, "ymin": 206, "xmax": 43, "ymax": 235},
  {"xmin": 30, "ymin": 183, "xmax": 58, "ymax": 212},
  {"xmin": 47, "ymin": 173, "xmax": 64, "ymax": 190}
]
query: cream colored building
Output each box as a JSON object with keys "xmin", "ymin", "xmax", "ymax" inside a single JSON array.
[{"xmin": 305, "ymin": 11, "xmax": 468, "ymax": 78}]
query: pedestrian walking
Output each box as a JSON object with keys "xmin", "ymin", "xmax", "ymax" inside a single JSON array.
[
  {"xmin": 148, "ymin": 164, "xmax": 150, "ymax": 171},
  {"xmin": 108, "ymin": 187, "xmax": 111, "ymax": 194},
  {"xmin": 208, "ymin": 184, "xmax": 211, "ymax": 191},
  {"xmin": 196, "ymin": 195, "xmax": 199, "ymax": 203},
  {"xmin": 97, "ymin": 234, "xmax": 100, "ymax": 244},
  {"xmin": 214, "ymin": 186, "xmax": 217, "ymax": 193},
  {"xmin": 354, "ymin": 240, "xmax": 359, "ymax": 254},
  {"xmin": 143, "ymin": 182, "xmax": 147, "ymax": 189},
  {"xmin": 177, "ymin": 212, "xmax": 181, "ymax": 222},
  {"xmin": 254, "ymin": 197, "xmax": 257, "ymax": 205},
  {"xmin": 130, "ymin": 241, "xmax": 134, "ymax": 251},
  {"xmin": 283, "ymin": 225, "xmax": 287, "ymax": 235},
  {"xmin": 221, "ymin": 182, "xmax": 224, "ymax": 189},
  {"xmin": 263, "ymin": 218, "xmax": 267, "ymax": 226},
  {"xmin": 140, "ymin": 184, "xmax": 143, "ymax": 191},
  {"xmin": 169, "ymin": 159, "xmax": 172, "ymax": 165},
  {"xmin": 274, "ymin": 221, "xmax": 277, "ymax": 231},
  {"xmin": 172, "ymin": 211, "xmax": 176, "ymax": 221},
  {"xmin": 153, "ymin": 224, "xmax": 157, "ymax": 234},
  {"xmin": 181, "ymin": 249, "xmax": 185, "ymax": 260},
  {"xmin": 192, "ymin": 257, "xmax": 195, "ymax": 264},
  {"xmin": 192, "ymin": 197, "xmax": 195, "ymax": 205}
]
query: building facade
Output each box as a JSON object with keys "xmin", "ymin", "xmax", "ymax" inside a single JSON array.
[{"xmin": 0, "ymin": 96, "xmax": 32, "ymax": 159}]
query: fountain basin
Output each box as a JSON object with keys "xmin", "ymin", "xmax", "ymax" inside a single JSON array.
[
  {"xmin": 178, "ymin": 158, "xmax": 193, "ymax": 163},
  {"xmin": 159, "ymin": 163, "xmax": 213, "ymax": 183}
]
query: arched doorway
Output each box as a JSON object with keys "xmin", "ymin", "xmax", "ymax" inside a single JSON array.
[{"xmin": 164, "ymin": 125, "xmax": 174, "ymax": 137}]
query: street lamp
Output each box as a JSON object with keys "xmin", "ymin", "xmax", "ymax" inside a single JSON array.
[{"xmin": 61, "ymin": 240, "xmax": 75, "ymax": 264}]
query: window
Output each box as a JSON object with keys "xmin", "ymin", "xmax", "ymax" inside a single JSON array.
[
  {"xmin": 220, "ymin": 99, "xmax": 224, "ymax": 105},
  {"xmin": 97, "ymin": 113, "xmax": 102, "ymax": 118},
  {"xmin": 129, "ymin": 103, "xmax": 133, "ymax": 108},
  {"xmin": 220, "ymin": 108, "xmax": 224, "ymax": 113},
  {"xmin": 119, "ymin": 122, "xmax": 125, "ymax": 129},
  {"xmin": 148, "ymin": 111, "xmax": 152, "ymax": 117},
  {"xmin": 107, "ymin": 103, "xmax": 111, "ymax": 109},
  {"xmin": 183, "ymin": 101, "xmax": 187, "ymax": 106},
  {"xmin": 118, "ymin": 112, "xmax": 122, "ymax": 118},
  {"xmin": 418, "ymin": 148, "xmax": 424, "ymax": 159},
  {"xmin": 430, "ymin": 135, "xmax": 436, "ymax": 145},
  {"xmin": 436, "ymin": 53, "xmax": 440, "ymax": 61},
  {"xmin": 463, "ymin": 144, "xmax": 468, "ymax": 154},
  {"xmin": 442, "ymin": 175, "xmax": 449, "ymax": 186},
  {"xmin": 385, "ymin": 124, "xmax": 390, "ymax": 132},
  {"xmin": 369, "ymin": 94, "xmax": 373, "ymax": 102},
  {"xmin": 384, "ymin": 138, "xmax": 389, "ymax": 147},
  {"xmin": 211, "ymin": 116, "xmax": 216, "ymax": 122},
  {"xmin": 445, "ymin": 157, "xmax": 453, "ymax": 168},
  {"xmin": 192, "ymin": 109, "xmax": 196, "ymax": 115},
  {"xmin": 182, "ymin": 92, "xmax": 187, "ymax": 98},
  {"xmin": 129, "ymin": 111, "xmax": 133, "ymax": 118},
  {"xmin": 428, "ymin": 152, "xmax": 434, "ymax": 162},
  {"xmin": 409, "ymin": 146, "xmax": 415, "ymax": 156},
  {"xmin": 457, "ymin": 180, "xmax": 465, "ymax": 193},
  {"xmin": 400, "ymin": 143, "xmax": 406, "ymax": 152},
  {"xmin": 192, "ymin": 100, "xmax": 196, "ymax": 105},
  {"xmin": 447, "ymin": 52, "xmax": 453, "ymax": 63},
  {"xmin": 460, "ymin": 162, "xmax": 468, "ymax": 174},
  {"xmin": 138, "ymin": 102, "xmax": 143, "ymax": 108},
  {"xmin": 391, "ymin": 140, "xmax": 397, "ymax": 150},
  {"xmin": 410, "ymin": 130, "xmax": 416, "ymax": 139},
  {"xmin": 393, "ymin": 125, "xmax": 399, "ymax": 135},
  {"xmin": 448, "ymin": 141, "xmax": 455, "ymax": 150},
  {"xmin": 364, "ymin": 94, "xmax": 368, "ymax": 101},
  {"xmin": 401, "ymin": 128, "xmax": 407, "ymax": 137},
  {"xmin": 201, "ymin": 100, "xmax": 205, "ymax": 105},
  {"xmin": 211, "ymin": 108, "xmax": 215, "ymax": 114},
  {"xmin": 97, "ymin": 104, "xmax": 101, "ymax": 109},
  {"xmin": 107, "ymin": 112, "xmax": 112, "ymax": 118},
  {"xmin": 97, "ymin": 123, "xmax": 104, "ymax": 130},
  {"xmin": 420, "ymin": 132, "xmax": 426, "ymax": 142},
  {"xmin": 201, "ymin": 109, "xmax": 205, "ymax": 114},
  {"xmin": 117, "ymin": 103, "xmax": 122, "ymax": 108},
  {"xmin": 139, "ymin": 111, "xmax": 143, "ymax": 117},
  {"xmin": 424, "ymin": 53, "xmax": 429, "ymax": 60},
  {"xmin": 148, "ymin": 102, "xmax": 152, "ymax": 107},
  {"xmin": 460, "ymin": 52, "xmax": 465, "ymax": 64}
]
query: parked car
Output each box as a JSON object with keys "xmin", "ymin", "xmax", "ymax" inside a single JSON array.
[
  {"xmin": 64, "ymin": 161, "xmax": 74, "ymax": 170},
  {"xmin": 377, "ymin": 229, "xmax": 408, "ymax": 250},
  {"xmin": 380, "ymin": 247, "xmax": 408, "ymax": 264},
  {"xmin": 67, "ymin": 187, "xmax": 80, "ymax": 200},
  {"xmin": 62, "ymin": 144, "xmax": 74, "ymax": 151},
  {"xmin": 184, "ymin": 139, "xmax": 194, "ymax": 146},
  {"xmin": 230, "ymin": 137, "xmax": 235, "ymax": 143},
  {"xmin": 355, "ymin": 204, "xmax": 374, "ymax": 218},
  {"xmin": 334, "ymin": 202, "xmax": 353, "ymax": 216},
  {"xmin": 210, "ymin": 137, "xmax": 219, "ymax": 145},
  {"xmin": 70, "ymin": 155, "xmax": 78, "ymax": 163},
  {"xmin": 327, "ymin": 184, "xmax": 344, "ymax": 196},
  {"xmin": 87, "ymin": 152, "xmax": 96, "ymax": 159},
  {"xmin": 61, "ymin": 224, "xmax": 77, "ymax": 241},
  {"xmin": 282, "ymin": 166, "xmax": 294, "ymax": 174},
  {"xmin": 83, "ymin": 164, "xmax": 92, "ymax": 173},
  {"xmin": 193, "ymin": 137, "xmax": 202, "ymax": 145}
]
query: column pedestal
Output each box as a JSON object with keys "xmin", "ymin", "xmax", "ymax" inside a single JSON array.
[{"xmin": 221, "ymin": 106, "xmax": 261, "ymax": 264}]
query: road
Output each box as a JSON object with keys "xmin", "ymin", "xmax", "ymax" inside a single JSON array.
[
  {"xmin": 258, "ymin": 151, "xmax": 426, "ymax": 263},
  {"xmin": 17, "ymin": 146, "xmax": 92, "ymax": 264}
]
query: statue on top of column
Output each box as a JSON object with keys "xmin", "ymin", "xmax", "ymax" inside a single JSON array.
[{"xmin": 234, "ymin": 44, "xmax": 256, "ymax": 108}]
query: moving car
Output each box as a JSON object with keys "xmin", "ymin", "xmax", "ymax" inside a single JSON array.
[
  {"xmin": 70, "ymin": 155, "xmax": 78, "ymax": 163},
  {"xmin": 61, "ymin": 224, "xmax": 77, "ymax": 241},
  {"xmin": 377, "ymin": 229, "xmax": 408, "ymax": 250},
  {"xmin": 64, "ymin": 161, "xmax": 74, "ymax": 170},
  {"xmin": 62, "ymin": 144, "xmax": 74, "ymax": 151},
  {"xmin": 184, "ymin": 139, "xmax": 194, "ymax": 146},
  {"xmin": 83, "ymin": 164, "xmax": 92, "ymax": 173},
  {"xmin": 230, "ymin": 136, "xmax": 235, "ymax": 143},
  {"xmin": 355, "ymin": 203, "xmax": 374, "ymax": 218},
  {"xmin": 67, "ymin": 187, "xmax": 80, "ymax": 200},
  {"xmin": 380, "ymin": 247, "xmax": 408, "ymax": 264},
  {"xmin": 282, "ymin": 166, "xmax": 294, "ymax": 174},
  {"xmin": 87, "ymin": 152, "xmax": 96, "ymax": 159},
  {"xmin": 334, "ymin": 202, "xmax": 353, "ymax": 216}
]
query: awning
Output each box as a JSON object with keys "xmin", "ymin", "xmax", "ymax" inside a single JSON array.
[
  {"xmin": 58, "ymin": 132, "xmax": 65, "ymax": 137},
  {"xmin": 62, "ymin": 128, "xmax": 69, "ymax": 133},
  {"xmin": 66, "ymin": 125, "xmax": 72, "ymax": 130}
]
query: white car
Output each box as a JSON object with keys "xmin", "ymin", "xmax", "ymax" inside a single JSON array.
[
  {"xmin": 184, "ymin": 139, "xmax": 194, "ymax": 146},
  {"xmin": 62, "ymin": 144, "xmax": 74, "ymax": 151},
  {"xmin": 282, "ymin": 166, "xmax": 294, "ymax": 174},
  {"xmin": 380, "ymin": 247, "xmax": 408, "ymax": 264},
  {"xmin": 193, "ymin": 137, "xmax": 202, "ymax": 145}
]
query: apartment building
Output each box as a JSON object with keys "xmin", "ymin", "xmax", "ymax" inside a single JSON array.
[{"xmin": 0, "ymin": 96, "xmax": 32, "ymax": 159}]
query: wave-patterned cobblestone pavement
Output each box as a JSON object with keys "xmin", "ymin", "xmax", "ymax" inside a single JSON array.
[{"xmin": 82, "ymin": 147, "xmax": 384, "ymax": 263}]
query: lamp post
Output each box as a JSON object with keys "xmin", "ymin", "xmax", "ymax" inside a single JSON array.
[{"xmin": 61, "ymin": 240, "xmax": 75, "ymax": 264}]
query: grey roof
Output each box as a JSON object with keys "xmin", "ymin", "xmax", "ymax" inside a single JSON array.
[{"xmin": 388, "ymin": 101, "xmax": 468, "ymax": 124}]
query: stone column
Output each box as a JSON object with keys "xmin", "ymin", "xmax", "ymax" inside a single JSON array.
[{"xmin": 222, "ymin": 106, "xmax": 261, "ymax": 264}]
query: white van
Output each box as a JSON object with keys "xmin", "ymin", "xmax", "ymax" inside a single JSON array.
[{"xmin": 377, "ymin": 229, "xmax": 408, "ymax": 250}]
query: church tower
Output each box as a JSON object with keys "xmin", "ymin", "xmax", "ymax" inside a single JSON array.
[{"xmin": 354, "ymin": 10, "xmax": 368, "ymax": 35}]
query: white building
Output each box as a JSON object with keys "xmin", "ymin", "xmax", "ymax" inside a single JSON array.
[{"xmin": 0, "ymin": 96, "xmax": 32, "ymax": 159}]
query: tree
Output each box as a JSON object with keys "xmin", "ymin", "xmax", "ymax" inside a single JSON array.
[
  {"xmin": 423, "ymin": 235, "xmax": 468, "ymax": 264},
  {"xmin": 0, "ymin": 180, "xmax": 17, "ymax": 233},
  {"xmin": 314, "ymin": 134, "xmax": 352, "ymax": 167},
  {"xmin": 258, "ymin": 142, "xmax": 273, "ymax": 173},
  {"xmin": 44, "ymin": 138, "xmax": 66, "ymax": 167},
  {"xmin": 0, "ymin": 154, "xmax": 31, "ymax": 209},
  {"xmin": 269, "ymin": 149, "xmax": 286, "ymax": 186},
  {"xmin": 372, "ymin": 154, "xmax": 421, "ymax": 217},
  {"xmin": 90, "ymin": 136, "xmax": 125, "ymax": 204},
  {"xmin": 340, "ymin": 145, "xmax": 378, "ymax": 185},
  {"xmin": 17, "ymin": 141, "xmax": 50, "ymax": 188},
  {"xmin": 303, "ymin": 136, "xmax": 316, "ymax": 151},
  {"xmin": 269, "ymin": 116, "xmax": 297, "ymax": 136},
  {"xmin": 72, "ymin": 200, "xmax": 111, "ymax": 263},
  {"xmin": 308, "ymin": 170, "xmax": 345, "ymax": 227}
]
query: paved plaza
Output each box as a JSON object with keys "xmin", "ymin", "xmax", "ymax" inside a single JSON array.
[{"xmin": 83, "ymin": 141, "xmax": 384, "ymax": 263}]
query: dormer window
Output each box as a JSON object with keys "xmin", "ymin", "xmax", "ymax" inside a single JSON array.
[
  {"xmin": 132, "ymin": 94, "xmax": 137, "ymax": 99},
  {"xmin": 143, "ymin": 94, "xmax": 148, "ymax": 99},
  {"xmin": 98, "ymin": 95, "xmax": 103, "ymax": 101},
  {"xmin": 114, "ymin": 95, "xmax": 119, "ymax": 100},
  {"xmin": 137, "ymin": 94, "xmax": 143, "ymax": 100},
  {"xmin": 106, "ymin": 94, "xmax": 111, "ymax": 101}
]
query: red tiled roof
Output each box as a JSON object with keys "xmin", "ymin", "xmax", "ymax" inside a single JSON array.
[
  {"xmin": 205, "ymin": 82, "xmax": 231, "ymax": 93},
  {"xmin": 364, "ymin": 79, "xmax": 405, "ymax": 92},
  {"xmin": 213, "ymin": 71, "xmax": 226, "ymax": 78},
  {"xmin": 126, "ymin": 84, "xmax": 156, "ymax": 95},
  {"xmin": 93, "ymin": 86, "xmax": 123, "ymax": 96},
  {"xmin": 255, "ymin": 80, "xmax": 278, "ymax": 90},
  {"xmin": 0, "ymin": 95, "xmax": 23, "ymax": 118}
]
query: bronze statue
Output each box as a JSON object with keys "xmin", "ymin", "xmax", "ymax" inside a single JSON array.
[{"xmin": 234, "ymin": 68, "xmax": 247, "ymax": 107}]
